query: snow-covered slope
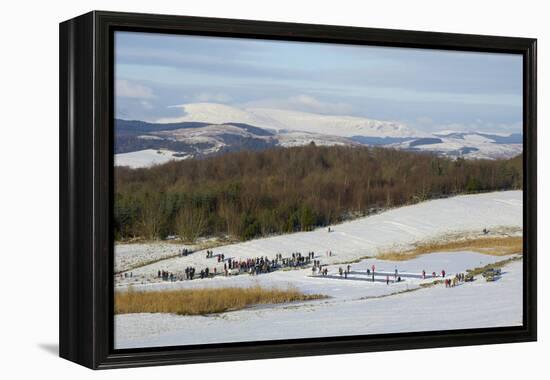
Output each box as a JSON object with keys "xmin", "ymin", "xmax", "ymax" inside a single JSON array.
[
  {"xmin": 115, "ymin": 121, "xmax": 357, "ymax": 168},
  {"xmin": 158, "ymin": 103, "xmax": 420, "ymax": 138},
  {"xmin": 276, "ymin": 130, "xmax": 357, "ymax": 147},
  {"xmin": 118, "ymin": 191, "xmax": 522, "ymax": 276},
  {"xmin": 115, "ymin": 149, "xmax": 191, "ymax": 169},
  {"xmin": 393, "ymin": 131, "xmax": 523, "ymax": 160},
  {"xmin": 153, "ymin": 123, "xmax": 275, "ymax": 154}
]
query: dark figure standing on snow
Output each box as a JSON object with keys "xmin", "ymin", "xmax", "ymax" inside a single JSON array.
[{"xmin": 386, "ymin": 275, "xmax": 389, "ymax": 285}]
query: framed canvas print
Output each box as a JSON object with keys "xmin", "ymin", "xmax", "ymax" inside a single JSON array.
[{"xmin": 59, "ymin": 11, "xmax": 537, "ymax": 369}]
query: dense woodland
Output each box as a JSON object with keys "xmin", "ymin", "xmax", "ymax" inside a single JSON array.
[{"xmin": 114, "ymin": 145, "xmax": 523, "ymax": 242}]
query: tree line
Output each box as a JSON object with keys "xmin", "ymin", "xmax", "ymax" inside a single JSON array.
[{"xmin": 114, "ymin": 144, "xmax": 523, "ymax": 242}]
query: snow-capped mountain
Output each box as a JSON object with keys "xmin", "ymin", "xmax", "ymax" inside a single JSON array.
[
  {"xmin": 158, "ymin": 103, "xmax": 420, "ymax": 138},
  {"xmin": 115, "ymin": 103, "xmax": 523, "ymax": 168}
]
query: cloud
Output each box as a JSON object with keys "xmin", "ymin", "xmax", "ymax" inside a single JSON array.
[
  {"xmin": 116, "ymin": 79, "xmax": 155, "ymax": 99},
  {"xmin": 195, "ymin": 92, "xmax": 232, "ymax": 103},
  {"xmin": 415, "ymin": 116, "xmax": 435, "ymax": 126},
  {"xmin": 114, "ymin": 33, "xmax": 522, "ymax": 134},
  {"xmin": 288, "ymin": 95, "xmax": 353, "ymax": 114},
  {"xmin": 244, "ymin": 94, "xmax": 354, "ymax": 115},
  {"xmin": 139, "ymin": 100, "xmax": 154, "ymax": 110},
  {"xmin": 433, "ymin": 121, "xmax": 522, "ymax": 134}
]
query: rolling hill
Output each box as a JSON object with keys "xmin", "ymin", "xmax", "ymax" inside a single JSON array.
[{"xmin": 115, "ymin": 103, "xmax": 523, "ymax": 168}]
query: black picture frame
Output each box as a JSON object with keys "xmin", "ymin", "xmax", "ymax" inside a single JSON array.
[{"xmin": 59, "ymin": 10, "xmax": 537, "ymax": 369}]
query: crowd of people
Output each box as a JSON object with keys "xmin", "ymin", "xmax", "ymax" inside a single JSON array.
[
  {"xmin": 150, "ymin": 250, "xmax": 320, "ymax": 282},
  {"xmin": 280, "ymin": 252, "xmax": 313, "ymax": 268},
  {"xmin": 126, "ymin": 247, "xmax": 460, "ymax": 289},
  {"xmin": 445, "ymin": 273, "xmax": 466, "ymax": 288},
  {"xmin": 311, "ymin": 259, "xmax": 327, "ymax": 276},
  {"xmin": 223, "ymin": 256, "xmax": 275, "ymax": 275},
  {"xmin": 156, "ymin": 266, "xmax": 215, "ymax": 281},
  {"xmin": 158, "ymin": 270, "xmax": 175, "ymax": 281},
  {"xmin": 337, "ymin": 265, "xmax": 355, "ymax": 279}
]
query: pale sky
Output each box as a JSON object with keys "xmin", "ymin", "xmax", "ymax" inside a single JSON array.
[{"xmin": 115, "ymin": 31, "xmax": 523, "ymax": 134}]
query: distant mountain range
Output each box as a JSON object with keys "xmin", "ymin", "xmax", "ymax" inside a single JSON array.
[{"xmin": 115, "ymin": 103, "xmax": 523, "ymax": 168}]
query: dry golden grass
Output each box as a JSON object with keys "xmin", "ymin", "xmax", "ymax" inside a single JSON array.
[
  {"xmin": 115, "ymin": 286, "xmax": 327, "ymax": 315},
  {"xmin": 466, "ymin": 256, "xmax": 521, "ymax": 277},
  {"xmin": 377, "ymin": 236, "xmax": 523, "ymax": 261}
]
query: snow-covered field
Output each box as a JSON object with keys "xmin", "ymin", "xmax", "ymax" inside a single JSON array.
[
  {"xmin": 115, "ymin": 254, "xmax": 523, "ymax": 348},
  {"xmin": 115, "ymin": 191, "xmax": 522, "ymax": 282},
  {"xmin": 114, "ymin": 191, "xmax": 523, "ymax": 349}
]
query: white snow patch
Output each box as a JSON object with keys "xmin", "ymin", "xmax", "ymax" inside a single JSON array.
[
  {"xmin": 115, "ymin": 149, "xmax": 189, "ymax": 168},
  {"xmin": 137, "ymin": 135, "xmax": 163, "ymax": 140}
]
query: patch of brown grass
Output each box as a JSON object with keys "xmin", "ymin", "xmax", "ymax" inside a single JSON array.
[
  {"xmin": 466, "ymin": 256, "xmax": 522, "ymax": 277},
  {"xmin": 115, "ymin": 285, "xmax": 327, "ymax": 315},
  {"xmin": 378, "ymin": 236, "xmax": 523, "ymax": 261}
]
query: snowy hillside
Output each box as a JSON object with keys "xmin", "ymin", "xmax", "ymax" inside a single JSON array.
[
  {"xmin": 114, "ymin": 120, "xmax": 358, "ymax": 168},
  {"xmin": 157, "ymin": 102, "xmax": 420, "ymax": 138},
  {"xmin": 393, "ymin": 131, "xmax": 523, "ymax": 160},
  {"xmin": 115, "ymin": 149, "xmax": 191, "ymax": 169},
  {"xmin": 117, "ymin": 191, "xmax": 522, "ymax": 276}
]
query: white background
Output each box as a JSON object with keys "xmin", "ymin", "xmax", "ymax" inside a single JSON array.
[{"xmin": 0, "ymin": 0, "xmax": 546, "ymax": 377}]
